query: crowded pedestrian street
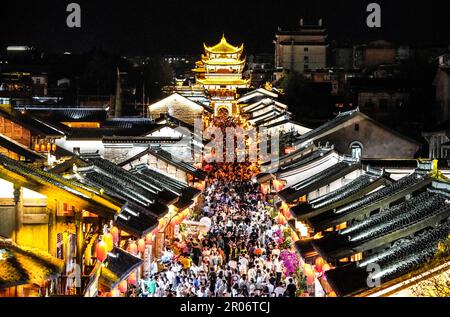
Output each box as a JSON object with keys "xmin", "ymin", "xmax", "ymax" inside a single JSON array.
[
  {"xmin": 134, "ymin": 115, "xmax": 303, "ymax": 297},
  {"xmin": 139, "ymin": 165, "xmax": 299, "ymax": 297}
]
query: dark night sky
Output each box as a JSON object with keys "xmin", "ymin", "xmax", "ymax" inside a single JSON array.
[{"xmin": 1, "ymin": 0, "xmax": 449, "ymax": 55}]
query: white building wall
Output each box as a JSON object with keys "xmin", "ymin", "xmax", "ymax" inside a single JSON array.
[
  {"xmin": 266, "ymin": 122, "xmax": 311, "ymax": 136},
  {"xmin": 307, "ymin": 169, "xmax": 361, "ymax": 200},
  {"xmin": 55, "ymin": 138, "xmax": 105, "ymax": 155},
  {"xmin": 282, "ymin": 155, "xmax": 340, "ymax": 186},
  {"xmin": 279, "ymin": 45, "xmax": 327, "ymax": 73}
]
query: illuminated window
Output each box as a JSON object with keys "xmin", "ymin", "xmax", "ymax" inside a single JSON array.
[{"xmin": 350, "ymin": 141, "xmax": 363, "ymax": 159}]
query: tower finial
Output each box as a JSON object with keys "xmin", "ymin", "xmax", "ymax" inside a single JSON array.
[{"xmin": 221, "ymin": 33, "xmax": 226, "ymax": 42}]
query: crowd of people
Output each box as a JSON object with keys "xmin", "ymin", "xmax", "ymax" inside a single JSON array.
[
  {"xmin": 131, "ymin": 116, "xmax": 299, "ymax": 298},
  {"xmin": 135, "ymin": 162, "xmax": 298, "ymax": 298},
  {"xmin": 205, "ymin": 162, "xmax": 259, "ymax": 182}
]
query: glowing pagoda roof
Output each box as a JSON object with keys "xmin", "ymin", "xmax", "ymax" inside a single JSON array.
[
  {"xmin": 204, "ymin": 35, "xmax": 244, "ymax": 54},
  {"xmin": 197, "ymin": 77, "xmax": 250, "ymax": 86},
  {"xmin": 203, "ymin": 57, "xmax": 246, "ymax": 66},
  {"xmin": 192, "ymin": 67, "xmax": 206, "ymax": 73}
]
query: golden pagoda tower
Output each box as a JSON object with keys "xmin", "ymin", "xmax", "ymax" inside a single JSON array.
[{"xmin": 193, "ymin": 35, "xmax": 250, "ymax": 117}]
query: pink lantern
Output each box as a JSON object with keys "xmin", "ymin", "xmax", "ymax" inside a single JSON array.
[
  {"xmin": 127, "ymin": 272, "xmax": 137, "ymax": 286},
  {"xmin": 110, "ymin": 227, "xmax": 119, "ymax": 244},
  {"xmin": 127, "ymin": 241, "xmax": 138, "ymax": 256},
  {"xmin": 118, "ymin": 280, "xmax": 127, "ymax": 293},
  {"xmin": 315, "ymin": 257, "xmax": 324, "ymax": 273},
  {"xmin": 138, "ymin": 239, "xmax": 146, "ymax": 253},
  {"xmin": 95, "ymin": 240, "xmax": 108, "ymax": 262}
]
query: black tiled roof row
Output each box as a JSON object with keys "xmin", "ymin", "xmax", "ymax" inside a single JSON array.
[
  {"xmin": 278, "ymin": 160, "xmax": 361, "ymax": 203},
  {"xmin": 291, "ymin": 168, "xmax": 390, "ymax": 221},
  {"xmin": 307, "ymin": 172, "xmax": 432, "ymax": 232}
]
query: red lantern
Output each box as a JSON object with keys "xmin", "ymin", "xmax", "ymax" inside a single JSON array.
[
  {"xmin": 138, "ymin": 239, "xmax": 146, "ymax": 253},
  {"xmin": 104, "ymin": 233, "xmax": 114, "ymax": 252},
  {"xmin": 110, "ymin": 227, "xmax": 119, "ymax": 245},
  {"xmin": 127, "ymin": 241, "xmax": 138, "ymax": 256},
  {"xmin": 96, "ymin": 240, "xmax": 108, "ymax": 262},
  {"xmin": 118, "ymin": 280, "xmax": 127, "ymax": 293},
  {"xmin": 127, "ymin": 272, "xmax": 137, "ymax": 286},
  {"xmin": 315, "ymin": 257, "xmax": 324, "ymax": 273}
]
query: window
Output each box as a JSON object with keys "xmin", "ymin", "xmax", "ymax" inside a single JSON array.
[
  {"xmin": 354, "ymin": 123, "xmax": 359, "ymax": 131},
  {"xmin": 304, "ymin": 47, "xmax": 309, "ymax": 52},
  {"xmin": 304, "ymin": 56, "xmax": 309, "ymax": 61},
  {"xmin": 304, "ymin": 64, "xmax": 309, "ymax": 70},
  {"xmin": 350, "ymin": 142, "xmax": 363, "ymax": 159}
]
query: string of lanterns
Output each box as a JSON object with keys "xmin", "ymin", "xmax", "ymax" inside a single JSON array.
[
  {"xmin": 94, "ymin": 224, "xmax": 157, "ymax": 296},
  {"xmin": 93, "ymin": 208, "xmax": 193, "ymax": 296},
  {"xmin": 34, "ymin": 142, "xmax": 57, "ymax": 153}
]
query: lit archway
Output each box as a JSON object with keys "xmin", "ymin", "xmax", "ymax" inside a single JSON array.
[{"xmin": 349, "ymin": 141, "xmax": 363, "ymax": 159}]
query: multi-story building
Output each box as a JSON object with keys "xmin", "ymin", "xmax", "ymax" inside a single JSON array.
[
  {"xmin": 274, "ymin": 19, "xmax": 328, "ymax": 77},
  {"xmin": 193, "ymin": 35, "xmax": 250, "ymax": 117}
]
